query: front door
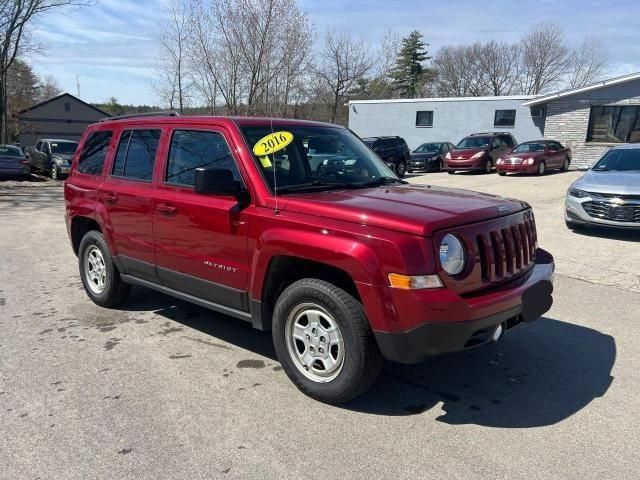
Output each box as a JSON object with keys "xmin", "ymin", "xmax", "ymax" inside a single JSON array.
[{"xmin": 152, "ymin": 127, "xmax": 250, "ymax": 312}]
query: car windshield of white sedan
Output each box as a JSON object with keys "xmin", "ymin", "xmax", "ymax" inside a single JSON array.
[
  {"xmin": 513, "ymin": 143, "xmax": 545, "ymax": 153},
  {"xmin": 50, "ymin": 142, "xmax": 78, "ymax": 155},
  {"xmin": 415, "ymin": 143, "xmax": 440, "ymax": 153},
  {"xmin": 241, "ymin": 126, "xmax": 398, "ymax": 193},
  {"xmin": 592, "ymin": 149, "xmax": 640, "ymax": 172},
  {"xmin": 457, "ymin": 136, "xmax": 490, "ymax": 148}
]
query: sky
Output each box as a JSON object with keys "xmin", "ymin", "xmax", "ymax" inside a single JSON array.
[{"xmin": 31, "ymin": 0, "xmax": 640, "ymax": 105}]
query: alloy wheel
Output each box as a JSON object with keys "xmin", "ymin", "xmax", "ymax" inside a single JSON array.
[{"xmin": 85, "ymin": 246, "xmax": 107, "ymax": 294}]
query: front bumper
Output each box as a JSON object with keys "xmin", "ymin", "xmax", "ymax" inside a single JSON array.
[
  {"xmin": 497, "ymin": 163, "xmax": 537, "ymax": 174},
  {"xmin": 409, "ymin": 158, "xmax": 438, "ymax": 171},
  {"xmin": 373, "ymin": 252, "xmax": 555, "ymax": 364},
  {"xmin": 57, "ymin": 165, "xmax": 71, "ymax": 175},
  {"xmin": 444, "ymin": 160, "xmax": 485, "ymax": 171},
  {"xmin": 565, "ymin": 193, "xmax": 640, "ymax": 229}
]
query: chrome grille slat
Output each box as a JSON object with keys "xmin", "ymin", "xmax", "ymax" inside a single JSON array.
[{"xmin": 583, "ymin": 201, "xmax": 640, "ymax": 223}]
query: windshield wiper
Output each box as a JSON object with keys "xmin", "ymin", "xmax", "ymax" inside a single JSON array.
[
  {"xmin": 276, "ymin": 180, "xmax": 353, "ymax": 193},
  {"xmin": 356, "ymin": 176, "xmax": 408, "ymax": 188}
]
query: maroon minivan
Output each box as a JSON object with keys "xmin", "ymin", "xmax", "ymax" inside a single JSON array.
[{"xmin": 445, "ymin": 132, "xmax": 517, "ymax": 174}]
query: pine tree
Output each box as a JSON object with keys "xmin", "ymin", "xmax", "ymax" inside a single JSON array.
[{"xmin": 391, "ymin": 31, "xmax": 433, "ymax": 98}]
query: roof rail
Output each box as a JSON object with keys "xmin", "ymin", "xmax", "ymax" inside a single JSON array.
[{"xmin": 99, "ymin": 111, "xmax": 180, "ymax": 122}]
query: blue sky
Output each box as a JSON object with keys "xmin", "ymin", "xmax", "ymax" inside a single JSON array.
[{"xmin": 32, "ymin": 0, "xmax": 640, "ymax": 105}]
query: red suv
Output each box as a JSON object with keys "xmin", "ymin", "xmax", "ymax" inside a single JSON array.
[
  {"xmin": 65, "ymin": 114, "xmax": 554, "ymax": 403},
  {"xmin": 445, "ymin": 132, "xmax": 517, "ymax": 174}
]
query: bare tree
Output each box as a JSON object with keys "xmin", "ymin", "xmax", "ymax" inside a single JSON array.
[
  {"xmin": 519, "ymin": 22, "xmax": 570, "ymax": 95},
  {"xmin": 478, "ymin": 40, "xmax": 522, "ymax": 96},
  {"xmin": 152, "ymin": 0, "xmax": 192, "ymax": 113},
  {"xmin": 432, "ymin": 44, "xmax": 486, "ymax": 97},
  {"xmin": 566, "ymin": 36, "xmax": 608, "ymax": 88},
  {"xmin": 315, "ymin": 30, "xmax": 372, "ymax": 124},
  {"xmin": 38, "ymin": 73, "xmax": 62, "ymax": 101},
  {"xmin": 0, "ymin": 0, "xmax": 88, "ymax": 142}
]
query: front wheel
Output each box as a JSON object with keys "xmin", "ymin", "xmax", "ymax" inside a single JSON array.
[
  {"xmin": 498, "ymin": 171, "xmax": 507, "ymax": 176},
  {"xmin": 78, "ymin": 230, "xmax": 131, "ymax": 307},
  {"xmin": 537, "ymin": 161, "xmax": 546, "ymax": 176},
  {"xmin": 50, "ymin": 164, "xmax": 59, "ymax": 180},
  {"xmin": 484, "ymin": 160, "xmax": 493, "ymax": 174},
  {"xmin": 272, "ymin": 278, "xmax": 383, "ymax": 404},
  {"xmin": 561, "ymin": 158, "xmax": 570, "ymax": 172},
  {"xmin": 395, "ymin": 161, "xmax": 407, "ymax": 177}
]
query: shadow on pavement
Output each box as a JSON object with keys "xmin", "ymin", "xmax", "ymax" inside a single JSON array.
[
  {"xmin": 122, "ymin": 288, "xmax": 615, "ymax": 427},
  {"xmin": 569, "ymin": 226, "xmax": 640, "ymax": 243}
]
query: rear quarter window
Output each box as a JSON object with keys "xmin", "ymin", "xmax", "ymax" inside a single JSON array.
[{"xmin": 77, "ymin": 130, "xmax": 113, "ymax": 175}]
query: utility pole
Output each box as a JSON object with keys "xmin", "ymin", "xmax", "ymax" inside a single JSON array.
[{"xmin": 76, "ymin": 75, "xmax": 81, "ymax": 98}]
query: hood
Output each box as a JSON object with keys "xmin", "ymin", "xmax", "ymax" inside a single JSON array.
[
  {"xmin": 449, "ymin": 147, "xmax": 487, "ymax": 160},
  {"xmin": 410, "ymin": 152, "xmax": 436, "ymax": 160},
  {"xmin": 279, "ymin": 184, "xmax": 528, "ymax": 237},
  {"xmin": 574, "ymin": 170, "xmax": 640, "ymax": 195},
  {"xmin": 505, "ymin": 151, "xmax": 543, "ymax": 159}
]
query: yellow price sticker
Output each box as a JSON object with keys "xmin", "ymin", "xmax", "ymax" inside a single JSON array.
[
  {"xmin": 259, "ymin": 156, "xmax": 272, "ymax": 168},
  {"xmin": 253, "ymin": 131, "xmax": 294, "ymax": 157}
]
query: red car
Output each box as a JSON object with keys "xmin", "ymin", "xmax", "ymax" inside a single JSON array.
[
  {"xmin": 497, "ymin": 140, "xmax": 572, "ymax": 176},
  {"xmin": 65, "ymin": 114, "xmax": 554, "ymax": 403},
  {"xmin": 445, "ymin": 132, "xmax": 517, "ymax": 174}
]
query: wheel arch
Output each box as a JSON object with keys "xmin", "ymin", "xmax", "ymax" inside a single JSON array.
[{"xmin": 70, "ymin": 216, "xmax": 102, "ymax": 255}]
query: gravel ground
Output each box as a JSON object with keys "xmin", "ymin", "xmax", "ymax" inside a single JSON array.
[{"xmin": 0, "ymin": 172, "xmax": 638, "ymax": 479}]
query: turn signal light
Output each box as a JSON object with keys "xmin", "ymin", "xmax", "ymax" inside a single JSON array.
[{"xmin": 388, "ymin": 273, "xmax": 443, "ymax": 290}]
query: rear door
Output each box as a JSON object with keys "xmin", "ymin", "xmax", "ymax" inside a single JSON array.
[
  {"xmin": 152, "ymin": 126, "xmax": 251, "ymax": 312},
  {"xmin": 99, "ymin": 127, "xmax": 162, "ymax": 282}
]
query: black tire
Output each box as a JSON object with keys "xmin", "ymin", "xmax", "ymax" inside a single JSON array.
[
  {"xmin": 561, "ymin": 157, "xmax": 571, "ymax": 172},
  {"xmin": 437, "ymin": 159, "xmax": 443, "ymax": 172},
  {"xmin": 483, "ymin": 159, "xmax": 493, "ymax": 174},
  {"xmin": 272, "ymin": 278, "xmax": 383, "ymax": 404},
  {"xmin": 447, "ymin": 170, "xmax": 455, "ymax": 174},
  {"xmin": 537, "ymin": 161, "xmax": 546, "ymax": 176},
  {"xmin": 498, "ymin": 171, "xmax": 507, "ymax": 176},
  {"xmin": 78, "ymin": 230, "xmax": 131, "ymax": 307},
  {"xmin": 395, "ymin": 161, "xmax": 407, "ymax": 177},
  {"xmin": 50, "ymin": 164, "xmax": 59, "ymax": 180}
]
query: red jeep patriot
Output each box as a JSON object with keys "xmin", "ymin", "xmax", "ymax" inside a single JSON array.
[{"xmin": 65, "ymin": 113, "xmax": 554, "ymax": 403}]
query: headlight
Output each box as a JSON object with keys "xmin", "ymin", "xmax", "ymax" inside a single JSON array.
[
  {"xmin": 445, "ymin": 152, "xmax": 451, "ymax": 160},
  {"xmin": 496, "ymin": 158, "xmax": 503, "ymax": 165},
  {"xmin": 568, "ymin": 188, "xmax": 589, "ymax": 198},
  {"xmin": 525, "ymin": 158, "xmax": 535, "ymax": 165},
  {"xmin": 471, "ymin": 151, "xmax": 485, "ymax": 159},
  {"xmin": 439, "ymin": 234, "xmax": 466, "ymax": 276}
]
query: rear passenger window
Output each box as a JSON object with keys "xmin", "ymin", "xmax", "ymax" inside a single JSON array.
[
  {"xmin": 165, "ymin": 130, "xmax": 241, "ymax": 187},
  {"xmin": 112, "ymin": 129, "xmax": 161, "ymax": 181},
  {"xmin": 77, "ymin": 130, "xmax": 112, "ymax": 175}
]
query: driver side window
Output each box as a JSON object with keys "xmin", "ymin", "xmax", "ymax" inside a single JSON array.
[{"xmin": 165, "ymin": 130, "xmax": 242, "ymax": 188}]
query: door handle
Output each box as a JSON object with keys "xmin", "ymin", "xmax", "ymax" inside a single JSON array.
[
  {"xmin": 157, "ymin": 204, "xmax": 178, "ymax": 215},
  {"xmin": 104, "ymin": 193, "xmax": 118, "ymax": 203}
]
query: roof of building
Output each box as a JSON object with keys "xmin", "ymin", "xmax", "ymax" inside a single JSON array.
[
  {"xmin": 348, "ymin": 95, "xmax": 535, "ymax": 105},
  {"xmin": 16, "ymin": 92, "xmax": 111, "ymax": 117},
  {"xmin": 522, "ymin": 72, "xmax": 640, "ymax": 106}
]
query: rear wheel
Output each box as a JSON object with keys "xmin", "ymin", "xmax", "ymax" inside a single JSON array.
[
  {"xmin": 561, "ymin": 157, "xmax": 570, "ymax": 172},
  {"xmin": 272, "ymin": 278, "xmax": 383, "ymax": 404},
  {"xmin": 537, "ymin": 161, "xmax": 546, "ymax": 176},
  {"xmin": 78, "ymin": 230, "xmax": 131, "ymax": 307}
]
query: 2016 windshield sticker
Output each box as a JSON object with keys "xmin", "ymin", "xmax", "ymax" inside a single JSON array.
[{"xmin": 253, "ymin": 131, "xmax": 293, "ymax": 157}]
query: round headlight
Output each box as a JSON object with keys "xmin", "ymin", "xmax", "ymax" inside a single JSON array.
[{"xmin": 439, "ymin": 234, "xmax": 466, "ymax": 276}]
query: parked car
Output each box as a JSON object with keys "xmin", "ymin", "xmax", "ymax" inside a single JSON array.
[
  {"xmin": 362, "ymin": 136, "xmax": 411, "ymax": 177},
  {"xmin": 0, "ymin": 145, "xmax": 30, "ymax": 179},
  {"xmin": 497, "ymin": 140, "xmax": 571, "ymax": 176},
  {"xmin": 445, "ymin": 132, "xmax": 517, "ymax": 174},
  {"xmin": 65, "ymin": 113, "xmax": 554, "ymax": 403},
  {"xmin": 25, "ymin": 139, "xmax": 78, "ymax": 180},
  {"xmin": 407, "ymin": 142, "xmax": 454, "ymax": 173},
  {"xmin": 565, "ymin": 144, "xmax": 640, "ymax": 230}
]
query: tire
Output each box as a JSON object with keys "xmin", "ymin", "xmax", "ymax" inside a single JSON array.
[
  {"xmin": 395, "ymin": 161, "xmax": 407, "ymax": 178},
  {"xmin": 483, "ymin": 160, "xmax": 493, "ymax": 174},
  {"xmin": 498, "ymin": 171, "xmax": 507, "ymax": 176},
  {"xmin": 437, "ymin": 159, "xmax": 443, "ymax": 172},
  {"xmin": 272, "ymin": 278, "xmax": 383, "ymax": 404},
  {"xmin": 78, "ymin": 230, "xmax": 131, "ymax": 308},
  {"xmin": 447, "ymin": 170, "xmax": 455, "ymax": 175},
  {"xmin": 537, "ymin": 161, "xmax": 546, "ymax": 176},
  {"xmin": 561, "ymin": 157, "xmax": 570, "ymax": 172},
  {"xmin": 50, "ymin": 164, "xmax": 59, "ymax": 180}
]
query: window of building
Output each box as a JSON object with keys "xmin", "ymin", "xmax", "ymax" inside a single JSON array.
[
  {"xmin": 77, "ymin": 130, "xmax": 112, "ymax": 175},
  {"xmin": 111, "ymin": 129, "xmax": 161, "ymax": 181},
  {"xmin": 416, "ymin": 111, "xmax": 434, "ymax": 127},
  {"xmin": 494, "ymin": 109, "xmax": 516, "ymax": 127},
  {"xmin": 64, "ymin": 102, "xmax": 71, "ymax": 112},
  {"xmin": 165, "ymin": 130, "xmax": 241, "ymax": 187},
  {"xmin": 586, "ymin": 106, "xmax": 640, "ymax": 143},
  {"xmin": 530, "ymin": 106, "xmax": 545, "ymax": 118}
]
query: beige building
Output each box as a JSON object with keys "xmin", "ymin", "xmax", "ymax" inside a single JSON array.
[{"xmin": 15, "ymin": 93, "xmax": 110, "ymax": 147}]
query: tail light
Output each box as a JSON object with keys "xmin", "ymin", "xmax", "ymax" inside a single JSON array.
[{"xmin": 20, "ymin": 159, "xmax": 29, "ymax": 165}]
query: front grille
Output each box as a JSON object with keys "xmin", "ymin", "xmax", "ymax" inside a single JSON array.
[
  {"xmin": 475, "ymin": 216, "xmax": 537, "ymax": 282},
  {"xmin": 583, "ymin": 201, "xmax": 640, "ymax": 223},
  {"xmin": 504, "ymin": 158, "xmax": 523, "ymax": 165},
  {"xmin": 587, "ymin": 191, "xmax": 640, "ymax": 201}
]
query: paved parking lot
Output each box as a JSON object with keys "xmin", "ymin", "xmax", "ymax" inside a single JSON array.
[{"xmin": 1, "ymin": 172, "xmax": 639, "ymax": 479}]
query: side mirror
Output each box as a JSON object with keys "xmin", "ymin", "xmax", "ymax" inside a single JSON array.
[{"xmin": 195, "ymin": 168, "xmax": 245, "ymax": 198}]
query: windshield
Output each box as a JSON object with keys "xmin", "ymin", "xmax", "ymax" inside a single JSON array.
[
  {"xmin": 513, "ymin": 142, "xmax": 545, "ymax": 153},
  {"xmin": 0, "ymin": 145, "xmax": 22, "ymax": 157},
  {"xmin": 241, "ymin": 126, "xmax": 398, "ymax": 193},
  {"xmin": 456, "ymin": 136, "xmax": 491, "ymax": 149},
  {"xmin": 50, "ymin": 142, "xmax": 78, "ymax": 155},
  {"xmin": 414, "ymin": 143, "xmax": 439, "ymax": 153},
  {"xmin": 592, "ymin": 148, "xmax": 640, "ymax": 172}
]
